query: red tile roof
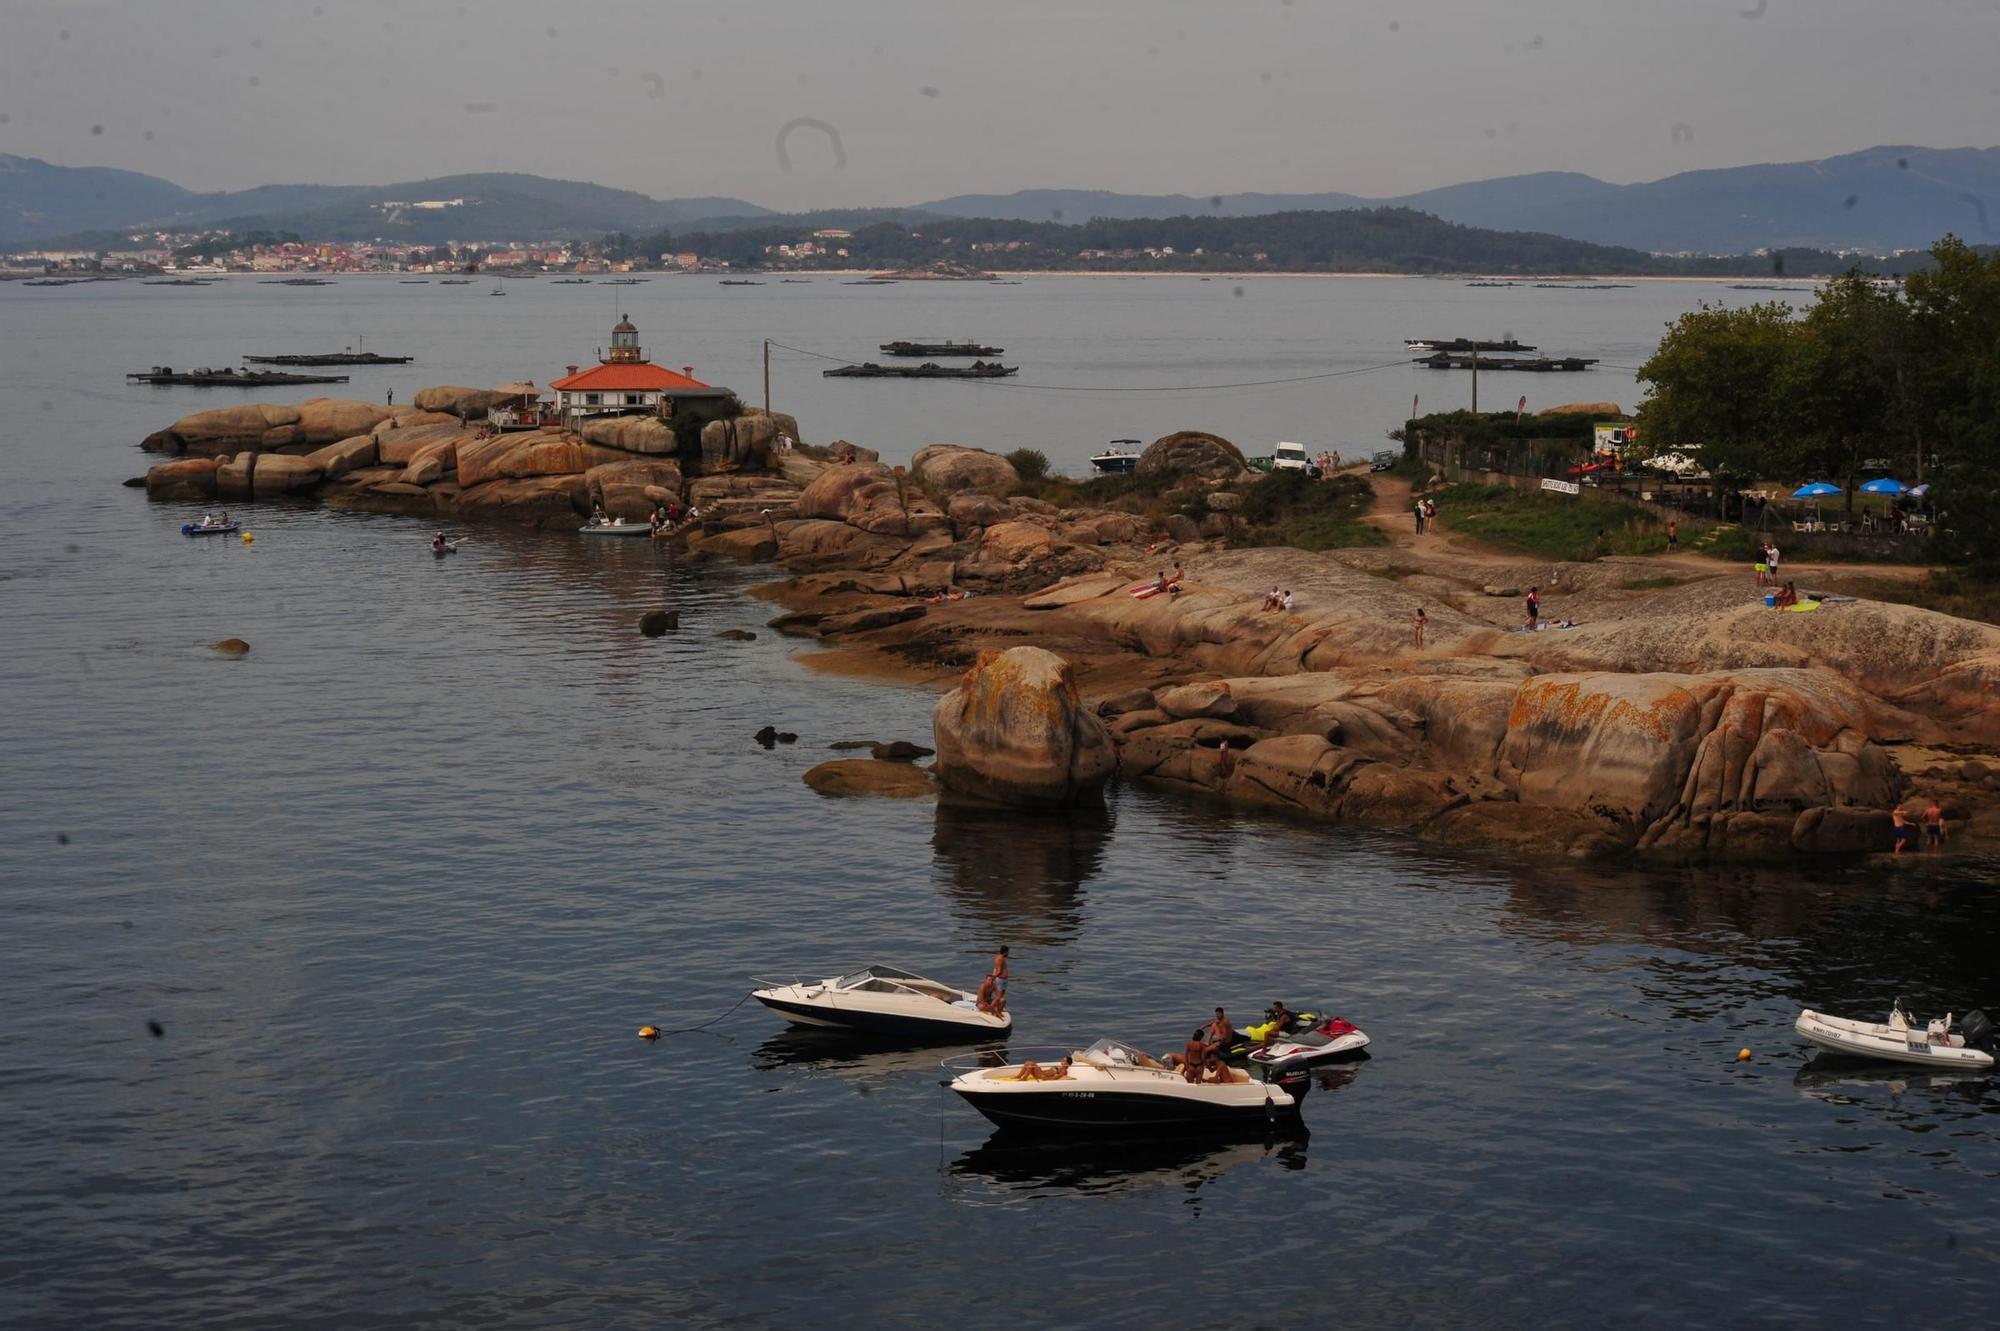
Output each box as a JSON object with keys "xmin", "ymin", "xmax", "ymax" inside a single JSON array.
[{"xmin": 549, "ymin": 361, "xmax": 711, "ymax": 392}]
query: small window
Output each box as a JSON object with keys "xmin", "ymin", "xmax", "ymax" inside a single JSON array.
[{"xmin": 585, "ymin": 392, "xmax": 600, "ymax": 406}]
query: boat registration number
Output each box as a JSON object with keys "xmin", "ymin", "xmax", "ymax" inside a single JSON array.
[
  {"xmin": 1906, "ymin": 1040, "xmax": 1930, "ymax": 1053},
  {"xmin": 1059, "ymin": 1092, "xmax": 1096, "ymax": 1099}
]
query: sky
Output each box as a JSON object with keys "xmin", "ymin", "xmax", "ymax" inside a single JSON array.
[{"xmin": 2, "ymin": 0, "xmax": 1997, "ymax": 207}]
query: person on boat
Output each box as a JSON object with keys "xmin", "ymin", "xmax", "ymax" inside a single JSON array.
[
  {"xmin": 974, "ymin": 973, "xmax": 1001, "ymax": 1015},
  {"xmin": 1167, "ymin": 1029, "xmax": 1214, "ymax": 1081},
  {"xmin": 1015, "ymin": 1055, "xmax": 1071, "ymax": 1081},
  {"xmin": 989, "ymin": 945, "xmax": 1009, "ymax": 1016},
  {"xmin": 1774, "ymin": 581, "xmax": 1799, "ymax": 608},
  {"xmin": 1206, "ymin": 1007, "xmax": 1237, "ymax": 1050},
  {"xmin": 1923, "ymin": 800, "xmax": 1946, "ymax": 849},
  {"xmin": 591, "ymin": 501, "xmax": 609, "ymax": 526},
  {"xmin": 1198, "ymin": 1050, "xmax": 1236, "ymax": 1084},
  {"xmin": 1891, "ymin": 806, "xmax": 1912, "ymax": 855}
]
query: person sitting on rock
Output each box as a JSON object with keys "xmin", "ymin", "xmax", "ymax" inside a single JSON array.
[
  {"xmin": 1263, "ymin": 586, "xmax": 1281, "ymax": 610},
  {"xmin": 1281, "ymin": 590, "xmax": 1296, "ymax": 613},
  {"xmin": 1774, "ymin": 581, "xmax": 1799, "ymax": 608},
  {"xmin": 1016, "ymin": 1056, "xmax": 1072, "ymax": 1081}
]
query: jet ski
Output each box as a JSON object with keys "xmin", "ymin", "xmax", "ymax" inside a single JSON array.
[
  {"xmin": 1212, "ymin": 1006, "xmax": 1325, "ymax": 1061},
  {"xmin": 1248, "ymin": 1015, "xmax": 1370, "ymax": 1073}
]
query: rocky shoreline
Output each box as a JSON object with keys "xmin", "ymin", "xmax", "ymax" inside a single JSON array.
[{"xmin": 137, "ymin": 394, "xmax": 2000, "ymax": 863}]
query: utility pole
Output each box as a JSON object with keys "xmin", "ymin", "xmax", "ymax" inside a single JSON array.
[{"xmin": 763, "ymin": 339, "xmax": 772, "ymax": 416}]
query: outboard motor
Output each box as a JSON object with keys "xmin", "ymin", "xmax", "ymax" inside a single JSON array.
[{"xmin": 1958, "ymin": 1008, "xmax": 1995, "ymax": 1053}]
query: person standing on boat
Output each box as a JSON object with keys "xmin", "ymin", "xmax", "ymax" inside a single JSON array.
[{"xmin": 989, "ymin": 945, "xmax": 1009, "ymax": 1015}]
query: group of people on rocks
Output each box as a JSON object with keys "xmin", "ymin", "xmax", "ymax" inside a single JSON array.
[
  {"xmin": 650, "ymin": 501, "xmax": 692, "ymax": 534},
  {"xmin": 1261, "ymin": 586, "xmax": 1296, "ymax": 612},
  {"xmin": 1890, "ymin": 800, "xmax": 1949, "ymax": 854}
]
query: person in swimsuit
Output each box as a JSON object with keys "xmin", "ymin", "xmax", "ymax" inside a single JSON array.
[
  {"xmin": 1923, "ymin": 801, "xmax": 1946, "ymax": 848},
  {"xmin": 1261, "ymin": 1001, "xmax": 1296, "ymax": 1048},
  {"xmin": 988, "ymin": 946, "xmax": 1008, "ymax": 1017},
  {"xmin": 1525, "ymin": 587, "xmax": 1540, "ymax": 630},
  {"xmin": 1016, "ymin": 1056, "xmax": 1071, "ymax": 1081},
  {"xmin": 1666, "ymin": 519, "xmax": 1678, "ymax": 553},
  {"xmin": 1168, "ymin": 1028, "xmax": 1212, "ymax": 1081},
  {"xmin": 975, "ymin": 974, "xmax": 1000, "ymax": 1014},
  {"xmin": 1413, "ymin": 606, "xmax": 1427, "ymax": 649},
  {"xmin": 1891, "ymin": 806, "xmax": 1912, "ymax": 854},
  {"xmin": 1206, "ymin": 1007, "xmax": 1236, "ymax": 1051}
]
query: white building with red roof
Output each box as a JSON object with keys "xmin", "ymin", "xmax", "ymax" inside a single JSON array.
[{"xmin": 548, "ymin": 315, "xmax": 733, "ymax": 423}]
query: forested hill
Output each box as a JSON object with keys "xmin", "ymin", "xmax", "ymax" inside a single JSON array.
[{"xmin": 631, "ymin": 208, "xmax": 1943, "ymax": 278}]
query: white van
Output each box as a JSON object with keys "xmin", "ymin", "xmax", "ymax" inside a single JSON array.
[{"xmin": 1272, "ymin": 441, "xmax": 1312, "ymax": 472}]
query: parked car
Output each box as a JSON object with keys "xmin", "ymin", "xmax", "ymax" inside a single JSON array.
[{"xmin": 1370, "ymin": 450, "xmax": 1399, "ymax": 472}]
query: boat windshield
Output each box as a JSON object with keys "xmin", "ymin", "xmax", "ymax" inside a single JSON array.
[
  {"xmin": 1081, "ymin": 1038, "xmax": 1150, "ymax": 1067},
  {"xmin": 834, "ymin": 964, "xmax": 926, "ymax": 989}
]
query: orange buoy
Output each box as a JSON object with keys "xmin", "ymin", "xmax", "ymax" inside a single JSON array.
[{"xmin": 637, "ymin": 1025, "xmax": 660, "ymax": 1041}]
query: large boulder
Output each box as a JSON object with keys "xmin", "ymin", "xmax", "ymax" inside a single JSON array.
[
  {"xmin": 581, "ymin": 415, "xmax": 681, "ymax": 456},
  {"xmin": 802, "ymin": 759, "xmax": 936, "ymax": 799},
  {"xmin": 686, "ymin": 473, "xmax": 802, "ymax": 524},
  {"xmin": 251, "ymin": 453, "xmax": 324, "ymax": 498},
  {"xmin": 455, "ymin": 432, "xmax": 594, "ymax": 486},
  {"xmin": 587, "ymin": 458, "xmax": 685, "ymax": 520},
  {"xmin": 796, "ymin": 461, "xmax": 895, "ymax": 520},
  {"xmin": 1136, "ymin": 430, "xmax": 1248, "ymax": 483},
  {"xmin": 376, "ymin": 420, "xmax": 468, "ymax": 467},
  {"xmin": 304, "ymin": 434, "xmax": 377, "ymax": 480},
  {"xmin": 795, "ymin": 461, "xmax": 944, "ymax": 535},
  {"xmin": 215, "ymin": 451, "xmax": 256, "ymax": 500},
  {"xmin": 454, "ymin": 475, "xmax": 588, "ymax": 527},
  {"xmin": 948, "ymin": 493, "xmax": 1014, "ymax": 531},
  {"xmin": 398, "ymin": 435, "xmax": 460, "ymax": 486},
  {"xmin": 144, "ymin": 456, "xmax": 220, "ymax": 500},
  {"xmin": 144, "ymin": 403, "xmax": 302, "ymax": 456},
  {"xmin": 294, "ymin": 398, "xmax": 395, "ymax": 444},
  {"xmin": 932, "ymin": 646, "xmax": 1116, "ymax": 807},
  {"xmin": 701, "ymin": 414, "xmax": 779, "ymax": 470},
  {"xmin": 912, "ymin": 444, "xmax": 1019, "ymax": 497},
  {"xmin": 413, "ymin": 385, "xmax": 509, "ymax": 420}
]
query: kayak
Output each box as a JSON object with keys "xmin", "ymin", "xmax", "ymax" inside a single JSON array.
[
  {"xmin": 182, "ymin": 521, "xmax": 241, "ymax": 536},
  {"xmin": 1795, "ymin": 1004, "xmax": 1995, "ymax": 1070}
]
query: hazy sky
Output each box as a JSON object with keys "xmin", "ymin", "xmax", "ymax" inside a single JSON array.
[{"xmin": 3, "ymin": 0, "xmax": 1997, "ymax": 206}]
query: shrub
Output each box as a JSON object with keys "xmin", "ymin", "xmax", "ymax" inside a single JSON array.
[{"xmin": 1006, "ymin": 447, "xmax": 1050, "ymax": 482}]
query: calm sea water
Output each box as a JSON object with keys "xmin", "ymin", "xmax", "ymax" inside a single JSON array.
[{"xmin": 3, "ymin": 277, "xmax": 1997, "ymax": 1330}]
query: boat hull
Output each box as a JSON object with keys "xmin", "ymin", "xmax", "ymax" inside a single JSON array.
[
  {"xmin": 953, "ymin": 1085, "xmax": 1302, "ymax": 1137},
  {"xmin": 181, "ymin": 522, "xmax": 241, "ymax": 536},
  {"xmin": 753, "ymin": 991, "xmax": 1010, "ymax": 1041},
  {"xmin": 578, "ymin": 524, "xmax": 653, "ymax": 538}
]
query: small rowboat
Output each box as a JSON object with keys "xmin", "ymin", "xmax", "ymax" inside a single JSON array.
[
  {"xmin": 1795, "ymin": 1004, "xmax": 1995, "ymax": 1070},
  {"xmin": 182, "ymin": 521, "xmax": 241, "ymax": 536},
  {"xmin": 578, "ymin": 519, "xmax": 653, "ymax": 537}
]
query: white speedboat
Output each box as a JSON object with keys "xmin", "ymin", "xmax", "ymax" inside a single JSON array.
[
  {"xmin": 751, "ymin": 964, "xmax": 1010, "ymax": 1040},
  {"xmin": 1795, "ymin": 1003, "xmax": 1995, "ymax": 1070},
  {"xmin": 1247, "ymin": 1015, "xmax": 1370, "ymax": 1073},
  {"xmin": 1089, "ymin": 440, "xmax": 1141, "ymax": 475},
  {"xmin": 579, "ymin": 517, "xmax": 652, "ymax": 537},
  {"xmin": 947, "ymin": 1037, "xmax": 1308, "ymax": 1135}
]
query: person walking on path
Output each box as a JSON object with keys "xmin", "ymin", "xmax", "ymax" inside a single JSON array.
[
  {"xmin": 1413, "ymin": 606, "xmax": 1427, "ymax": 650},
  {"xmin": 1414, "ymin": 500, "xmax": 1426, "ymax": 536},
  {"xmin": 1524, "ymin": 587, "xmax": 1541, "ymax": 631},
  {"xmin": 1666, "ymin": 519, "xmax": 1679, "ymax": 554}
]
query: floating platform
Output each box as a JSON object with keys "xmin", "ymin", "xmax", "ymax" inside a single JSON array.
[
  {"xmin": 824, "ymin": 360, "xmax": 1017, "ymax": 379},
  {"xmin": 880, "ymin": 340, "xmax": 1005, "ymax": 357},
  {"xmin": 1416, "ymin": 352, "xmax": 1597, "ymax": 372},
  {"xmin": 127, "ymin": 366, "xmax": 351, "ymax": 386},
  {"xmin": 1405, "ymin": 337, "xmax": 1537, "ymax": 353},
  {"xmin": 243, "ymin": 352, "xmax": 413, "ymax": 366},
  {"xmin": 258, "ymin": 278, "xmax": 335, "ymax": 286}
]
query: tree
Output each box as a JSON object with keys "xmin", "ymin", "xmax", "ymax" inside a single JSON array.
[
  {"xmin": 1783, "ymin": 272, "xmax": 1914, "ymax": 517},
  {"xmin": 1905, "ymin": 237, "xmax": 2000, "ymax": 560},
  {"xmin": 1636, "ymin": 301, "xmax": 1798, "ymax": 480}
]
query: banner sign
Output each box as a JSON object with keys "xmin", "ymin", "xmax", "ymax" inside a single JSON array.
[{"xmin": 1541, "ymin": 478, "xmax": 1582, "ymax": 495}]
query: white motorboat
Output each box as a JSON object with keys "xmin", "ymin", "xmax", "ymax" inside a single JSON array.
[
  {"xmin": 1794, "ymin": 1003, "xmax": 1994, "ymax": 1071},
  {"xmin": 946, "ymin": 1037, "xmax": 1308, "ymax": 1136},
  {"xmin": 1247, "ymin": 1015, "xmax": 1370, "ymax": 1073},
  {"xmin": 1089, "ymin": 440, "xmax": 1141, "ymax": 475},
  {"xmin": 579, "ymin": 517, "xmax": 652, "ymax": 537},
  {"xmin": 751, "ymin": 964, "xmax": 1010, "ymax": 1040}
]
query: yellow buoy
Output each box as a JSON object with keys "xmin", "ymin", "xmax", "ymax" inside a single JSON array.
[
  {"xmin": 241, "ymin": 532, "xmax": 254, "ymax": 544},
  {"xmin": 637, "ymin": 1026, "xmax": 660, "ymax": 1041},
  {"xmin": 1737, "ymin": 1047, "xmax": 1752, "ymax": 1061}
]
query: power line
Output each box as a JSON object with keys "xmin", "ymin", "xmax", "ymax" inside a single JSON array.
[{"xmin": 763, "ymin": 339, "xmax": 1416, "ymax": 393}]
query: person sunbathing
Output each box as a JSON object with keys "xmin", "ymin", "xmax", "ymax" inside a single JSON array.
[
  {"xmin": 1015, "ymin": 1056, "xmax": 1072, "ymax": 1081},
  {"xmin": 1774, "ymin": 581, "xmax": 1800, "ymax": 608}
]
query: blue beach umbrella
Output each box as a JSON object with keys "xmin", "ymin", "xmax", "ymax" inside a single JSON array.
[
  {"xmin": 1859, "ymin": 477, "xmax": 1907, "ymax": 495},
  {"xmin": 1791, "ymin": 482, "xmax": 1841, "ymax": 498}
]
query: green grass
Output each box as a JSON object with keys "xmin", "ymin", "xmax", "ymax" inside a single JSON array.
[
  {"xmin": 1855, "ymin": 568, "xmax": 2000, "ymax": 626},
  {"xmin": 1433, "ymin": 483, "xmax": 1667, "ymax": 560},
  {"xmin": 1622, "ymin": 575, "xmax": 1683, "ymax": 590}
]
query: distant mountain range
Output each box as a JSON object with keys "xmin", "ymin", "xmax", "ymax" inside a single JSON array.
[
  {"xmin": 4, "ymin": 144, "xmax": 1996, "ymax": 255},
  {"xmin": 913, "ymin": 146, "xmax": 2000, "ymax": 255}
]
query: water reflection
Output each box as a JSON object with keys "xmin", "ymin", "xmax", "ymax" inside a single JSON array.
[
  {"xmin": 1792, "ymin": 1055, "xmax": 1995, "ymax": 1120},
  {"xmin": 753, "ymin": 1029, "xmax": 1007, "ymax": 1094},
  {"xmin": 929, "ymin": 801, "xmax": 1110, "ymax": 944},
  {"xmin": 950, "ymin": 1134, "xmax": 1309, "ymax": 1206}
]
